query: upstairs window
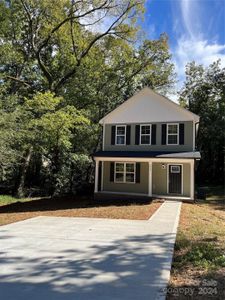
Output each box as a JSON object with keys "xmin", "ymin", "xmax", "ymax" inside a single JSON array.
[
  {"xmin": 114, "ymin": 162, "xmax": 135, "ymax": 183},
  {"xmin": 167, "ymin": 124, "xmax": 179, "ymax": 145},
  {"xmin": 116, "ymin": 125, "xmax": 126, "ymax": 145},
  {"xmin": 140, "ymin": 124, "xmax": 151, "ymax": 145}
]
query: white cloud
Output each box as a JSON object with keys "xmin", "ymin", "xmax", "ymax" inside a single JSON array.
[
  {"xmin": 172, "ymin": 0, "xmax": 225, "ymax": 90},
  {"xmin": 174, "ymin": 38, "xmax": 225, "ymax": 83},
  {"xmin": 179, "ymin": 0, "xmax": 202, "ymax": 39}
]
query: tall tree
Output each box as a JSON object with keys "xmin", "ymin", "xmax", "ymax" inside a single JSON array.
[
  {"xmin": 179, "ymin": 60, "xmax": 225, "ymax": 185},
  {"xmin": 0, "ymin": 0, "xmax": 175, "ymax": 196},
  {"xmin": 1, "ymin": 0, "xmax": 144, "ymax": 93}
]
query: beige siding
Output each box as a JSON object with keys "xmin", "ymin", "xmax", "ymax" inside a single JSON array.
[
  {"xmin": 183, "ymin": 164, "xmax": 191, "ymax": 196},
  {"xmin": 152, "ymin": 162, "xmax": 190, "ymax": 197},
  {"xmin": 103, "ymin": 162, "xmax": 149, "ymax": 194},
  {"xmin": 102, "ymin": 161, "xmax": 191, "ymax": 197},
  {"xmin": 100, "ymin": 87, "xmax": 199, "ymax": 124},
  {"xmin": 104, "ymin": 122, "xmax": 194, "ymax": 152}
]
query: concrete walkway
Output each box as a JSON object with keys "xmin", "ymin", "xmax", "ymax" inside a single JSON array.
[{"xmin": 0, "ymin": 201, "xmax": 181, "ymax": 300}]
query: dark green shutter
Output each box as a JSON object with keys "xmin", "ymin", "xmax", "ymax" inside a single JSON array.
[
  {"xmin": 111, "ymin": 126, "xmax": 116, "ymax": 145},
  {"xmin": 136, "ymin": 163, "xmax": 140, "ymax": 183},
  {"xmin": 126, "ymin": 125, "xmax": 131, "ymax": 145},
  {"xmin": 135, "ymin": 125, "xmax": 140, "ymax": 145},
  {"xmin": 110, "ymin": 162, "xmax": 114, "ymax": 182},
  {"xmin": 179, "ymin": 123, "xmax": 184, "ymax": 145},
  {"xmin": 98, "ymin": 162, "xmax": 102, "ymax": 191},
  {"xmin": 151, "ymin": 124, "xmax": 156, "ymax": 145},
  {"xmin": 161, "ymin": 124, "xmax": 167, "ymax": 145}
]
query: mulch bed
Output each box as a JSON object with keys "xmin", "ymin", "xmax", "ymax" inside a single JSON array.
[{"xmin": 0, "ymin": 196, "xmax": 162, "ymax": 225}]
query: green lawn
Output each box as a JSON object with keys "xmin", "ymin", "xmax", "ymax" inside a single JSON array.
[{"xmin": 0, "ymin": 195, "xmax": 36, "ymax": 206}]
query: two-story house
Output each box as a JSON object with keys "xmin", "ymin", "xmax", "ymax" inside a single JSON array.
[{"xmin": 93, "ymin": 87, "xmax": 201, "ymax": 201}]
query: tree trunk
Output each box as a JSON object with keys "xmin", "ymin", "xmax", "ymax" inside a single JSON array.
[
  {"xmin": 16, "ymin": 148, "xmax": 32, "ymax": 198},
  {"xmin": 50, "ymin": 146, "xmax": 61, "ymax": 196}
]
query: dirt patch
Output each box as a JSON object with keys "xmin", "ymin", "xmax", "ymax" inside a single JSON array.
[
  {"xmin": 167, "ymin": 268, "xmax": 225, "ymax": 299},
  {"xmin": 0, "ymin": 197, "xmax": 162, "ymax": 225},
  {"xmin": 167, "ymin": 201, "xmax": 225, "ymax": 300}
]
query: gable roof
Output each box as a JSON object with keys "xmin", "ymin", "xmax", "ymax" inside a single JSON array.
[{"xmin": 99, "ymin": 87, "xmax": 199, "ymax": 124}]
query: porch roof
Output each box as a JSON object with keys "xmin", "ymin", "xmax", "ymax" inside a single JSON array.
[{"xmin": 93, "ymin": 151, "xmax": 201, "ymax": 159}]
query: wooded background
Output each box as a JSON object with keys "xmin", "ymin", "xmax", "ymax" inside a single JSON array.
[{"xmin": 0, "ymin": 0, "xmax": 224, "ymax": 197}]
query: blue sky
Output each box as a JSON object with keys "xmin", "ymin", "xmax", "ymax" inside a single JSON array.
[{"xmin": 140, "ymin": 0, "xmax": 225, "ymax": 93}]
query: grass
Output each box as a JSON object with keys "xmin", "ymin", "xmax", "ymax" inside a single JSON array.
[
  {"xmin": 0, "ymin": 195, "xmax": 162, "ymax": 226},
  {"xmin": 0, "ymin": 195, "xmax": 44, "ymax": 206},
  {"xmin": 167, "ymin": 186, "xmax": 225, "ymax": 299}
]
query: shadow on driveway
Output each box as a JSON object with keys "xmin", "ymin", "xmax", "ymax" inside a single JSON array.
[{"xmin": 0, "ymin": 232, "xmax": 174, "ymax": 300}]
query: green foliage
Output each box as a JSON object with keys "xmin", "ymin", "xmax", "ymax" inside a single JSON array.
[
  {"xmin": 185, "ymin": 243, "xmax": 225, "ymax": 269},
  {"xmin": 0, "ymin": 93, "xmax": 26, "ymax": 181},
  {"xmin": 0, "ymin": 0, "xmax": 175, "ymax": 196},
  {"xmin": 52, "ymin": 154, "xmax": 93, "ymax": 195},
  {"xmin": 25, "ymin": 92, "xmax": 62, "ymax": 114},
  {"xmin": 174, "ymin": 232, "xmax": 225, "ymax": 270},
  {"xmin": 26, "ymin": 92, "xmax": 90, "ymax": 152},
  {"xmin": 179, "ymin": 60, "xmax": 225, "ymax": 184}
]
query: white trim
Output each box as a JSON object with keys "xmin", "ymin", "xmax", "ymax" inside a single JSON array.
[
  {"xmin": 190, "ymin": 160, "xmax": 194, "ymax": 199},
  {"xmin": 140, "ymin": 124, "xmax": 152, "ymax": 145},
  {"xmin": 101, "ymin": 161, "xmax": 104, "ymax": 191},
  {"xmin": 148, "ymin": 161, "xmax": 152, "ymax": 196},
  {"xmin": 95, "ymin": 191, "xmax": 192, "ymax": 200},
  {"xmin": 94, "ymin": 160, "xmax": 99, "ymax": 193},
  {"xmin": 114, "ymin": 162, "xmax": 136, "ymax": 184},
  {"xmin": 96, "ymin": 191, "xmax": 148, "ymax": 196},
  {"xmin": 152, "ymin": 194, "xmax": 192, "ymax": 200},
  {"xmin": 166, "ymin": 123, "xmax": 179, "ymax": 145},
  {"xmin": 167, "ymin": 164, "xmax": 183, "ymax": 195},
  {"xmin": 115, "ymin": 125, "xmax": 126, "ymax": 145}
]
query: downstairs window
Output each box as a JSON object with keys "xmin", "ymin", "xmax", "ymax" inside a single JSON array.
[{"xmin": 114, "ymin": 162, "xmax": 136, "ymax": 183}]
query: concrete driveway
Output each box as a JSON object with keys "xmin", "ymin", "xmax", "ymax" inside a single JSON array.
[{"xmin": 0, "ymin": 201, "xmax": 181, "ymax": 300}]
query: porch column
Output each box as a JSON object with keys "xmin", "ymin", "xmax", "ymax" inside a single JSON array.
[
  {"xmin": 148, "ymin": 161, "xmax": 152, "ymax": 197},
  {"xmin": 94, "ymin": 159, "xmax": 99, "ymax": 193},
  {"xmin": 190, "ymin": 160, "xmax": 194, "ymax": 200}
]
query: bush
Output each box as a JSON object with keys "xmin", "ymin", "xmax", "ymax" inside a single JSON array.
[{"xmin": 53, "ymin": 153, "xmax": 93, "ymax": 196}]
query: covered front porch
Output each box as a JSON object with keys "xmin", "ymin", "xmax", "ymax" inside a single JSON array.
[{"xmin": 93, "ymin": 154, "xmax": 197, "ymax": 201}]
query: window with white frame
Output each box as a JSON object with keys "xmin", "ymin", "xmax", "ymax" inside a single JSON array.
[
  {"xmin": 114, "ymin": 162, "xmax": 135, "ymax": 183},
  {"xmin": 171, "ymin": 165, "xmax": 181, "ymax": 173},
  {"xmin": 116, "ymin": 125, "xmax": 126, "ymax": 145},
  {"xmin": 140, "ymin": 124, "xmax": 151, "ymax": 145},
  {"xmin": 167, "ymin": 124, "xmax": 179, "ymax": 145}
]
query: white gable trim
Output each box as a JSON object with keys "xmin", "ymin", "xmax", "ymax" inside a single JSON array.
[{"xmin": 99, "ymin": 87, "xmax": 199, "ymax": 124}]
